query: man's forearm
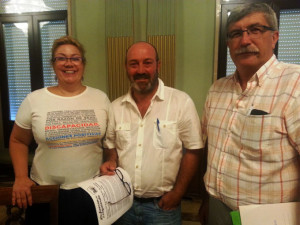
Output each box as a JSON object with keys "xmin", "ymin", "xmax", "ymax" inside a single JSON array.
[
  {"xmin": 103, "ymin": 148, "xmax": 118, "ymax": 164},
  {"xmin": 172, "ymin": 149, "xmax": 200, "ymax": 197}
]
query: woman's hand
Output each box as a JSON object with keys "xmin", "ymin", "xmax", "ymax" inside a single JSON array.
[{"xmin": 12, "ymin": 177, "xmax": 36, "ymax": 208}]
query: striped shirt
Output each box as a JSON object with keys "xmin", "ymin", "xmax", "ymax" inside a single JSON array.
[{"xmin": 202, "ymin": 55, "xmax": 300, "ymax": 210}]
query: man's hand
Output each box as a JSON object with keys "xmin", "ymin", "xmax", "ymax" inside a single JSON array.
[
  {"xmin": 100, "ymin": 160, "xmax": 117, "ymax": 175},
  {"xmin": 12, "ymin": 177, "xmax": 36, "ymax": 208},
  {"xmin": 157, "ymin": 149, "xmax": 200, "ymax": 210},
  {"xmin": 158, "ymin": 190, "xmax": 182, "ymax": 210},
  {"xmin": 101, "ymin": 148, "xmax": 118, "ymax": 175}
]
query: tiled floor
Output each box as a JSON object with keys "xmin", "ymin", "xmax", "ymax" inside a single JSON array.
[
  {"xmin": 181, "ymin": 197, "xmax": 202, "ymax": 225},
  {"xmin": 0, "ymin": 207, "xmax": 7, "ymax": 225}
]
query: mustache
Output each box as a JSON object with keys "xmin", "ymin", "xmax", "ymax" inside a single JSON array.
[
  {"xmin": 133, "ymin": 73, "xmax": 150, "ymax": 80},
  {"xmin": 234, "ymin": 46, "xmax": 259, "ymax": 55}
]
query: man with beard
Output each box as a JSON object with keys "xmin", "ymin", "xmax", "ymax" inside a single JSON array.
[
  {"xmin": 200, "ymin": 3, "xmax": 300, "ymax": 225},
  {"xmin": 101, "ymin": 41, "xmax": 203, "ymax": 225}
]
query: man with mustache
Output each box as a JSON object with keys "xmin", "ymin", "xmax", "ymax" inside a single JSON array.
[
  {"xmin": 200, "ymin": 3, "xmax": 300, "ymax": 225},
  {"xmin": 101, "ymin": 41, "xmax": 203, "ymax": 225}
]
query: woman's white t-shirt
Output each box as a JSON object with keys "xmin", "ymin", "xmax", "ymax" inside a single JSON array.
[{"xmin": 15, "ymin": 86, "xmax": 110, "ymax": 189}]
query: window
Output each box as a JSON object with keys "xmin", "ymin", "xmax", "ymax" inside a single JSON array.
[
  {"xmin": 217, "ymin": 0, "xmax": 300, "ymax": 78},
  {"xmin": 0, "ymin": 1, "xmax": 68, "ymax": 147},
  {"xmin": 277, "ymin": 9, "xmax": 300, "ymax": 64}
]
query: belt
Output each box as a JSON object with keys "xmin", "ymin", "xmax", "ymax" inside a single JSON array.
[{"xmin": 134, "ymin": 196, "xmax": 162, "ymax": 203}]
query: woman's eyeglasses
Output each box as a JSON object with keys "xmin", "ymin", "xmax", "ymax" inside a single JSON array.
[{"xmin": 53, "ymin": 57, "xmax": 83, "ymax": 65}]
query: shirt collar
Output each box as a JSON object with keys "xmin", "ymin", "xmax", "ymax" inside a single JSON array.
[
  {"xmin": 155, "ymin": 78, "xmax": 165, "ymax": 101},
  {"xmin": 255, "ymin": 54, "xmax": 278, "ymax": 86},
  {"xmin": 121, "ymin": 78, "xmax": 165, "ymax": 104},
  {"xmin": 233, "ymin": 54, "xmax": 278, "ymax": 87}
]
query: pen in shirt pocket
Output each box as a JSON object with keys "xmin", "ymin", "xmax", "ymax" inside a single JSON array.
[{"xmin": 156, "ymin": 118, "xmax": 160, "ymax": 132}]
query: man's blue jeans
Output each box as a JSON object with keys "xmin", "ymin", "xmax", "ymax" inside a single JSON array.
[{"xmin": 114, "ymin": 197, "xmax": 181, "ymax": 225}]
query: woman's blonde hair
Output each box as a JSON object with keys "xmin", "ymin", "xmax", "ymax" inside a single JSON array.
[{"xmin": 51, "ymin": 35, "xmax": 86, "ymax": 65}]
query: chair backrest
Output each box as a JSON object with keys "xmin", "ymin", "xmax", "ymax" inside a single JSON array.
[{"xmin": 0, "ymin": 185, "xmax": 59, "ymax": 225}]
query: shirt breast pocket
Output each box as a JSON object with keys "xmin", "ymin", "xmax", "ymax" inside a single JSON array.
[
  {"xmin": 115, "ymin": 123, "xmax": 131, "ymax": 150},
  {"xmin": 242, "ymin": 114, "xmax": 283, "ymax": 152},
  {"xmin": 153, "ymin": 120, "xmax": 177, "ymax": 149}
]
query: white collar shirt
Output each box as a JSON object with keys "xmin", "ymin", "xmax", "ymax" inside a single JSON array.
[{"xmin": 104, "ymin": 79, "xmax": 203, "ymax": 197}]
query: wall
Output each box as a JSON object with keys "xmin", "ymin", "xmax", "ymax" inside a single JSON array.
[
  {"xmin": 71, "ymin": 0, "xmax": 215, "ymax": 115},
  {"xmin": 71, "ymin": 0, "xmax": 108, "ymax": 93},
  {"xmin": 175, "ymin": 0, "xmax": 215, "ymax": 115}
]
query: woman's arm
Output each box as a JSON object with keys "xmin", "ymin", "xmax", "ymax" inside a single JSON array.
[{"xmin": 9, "ymin": 123, "xmax": 36, "ymax": 208}]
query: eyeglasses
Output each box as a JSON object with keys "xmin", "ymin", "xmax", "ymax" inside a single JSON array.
[
  {"xmin": 227, "ymin": 25, "xmax": 275, "ymax": 40},
  {"xmin": 53, "ymin": 57, "xmax": 83, "ymax": 65},
  {"xmin": 108, "ymin": 169, "xmax": 131, "ymax": 204}
]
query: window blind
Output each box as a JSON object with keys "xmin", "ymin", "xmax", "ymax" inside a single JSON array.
[
  {"xmin": 278, "ymin": 9, "xmax": 300, "ymax": 64},
  {"xmin": 40, "ymin": 20, "xmax": 67, "ymax": 87},
  {"xmin": 4, "ymin": 23, "xmax": 31, "ymax": 120},
  {"xmin": 5, "ymin": 20, "xmax": 67, "ymax": 120}
]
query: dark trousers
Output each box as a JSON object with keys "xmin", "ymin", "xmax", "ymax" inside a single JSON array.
[
  {"xmin": 59, "ymin": 188, "xmax": 98, "ymax": 225},
  {"xmin": 25, "ymin": 188, "xmax": 98, "ymax": 225},
  {"xmin": 208, "ymin": 196, "xmax": 233, "ymax": 225},
  {"xmin": 25, "ymin": 203, "xmax": 50, "ymax": 225}
]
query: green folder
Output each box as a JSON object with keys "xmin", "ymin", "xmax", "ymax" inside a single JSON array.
[{"xmin": 230, "ymin": 210, "xmax": 242, "ymax": 225}]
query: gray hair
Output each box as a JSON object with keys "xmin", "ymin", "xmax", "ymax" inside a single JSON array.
[{"xmin": 226, "ymin": 3, "xmax": 278, "ymax": 32}]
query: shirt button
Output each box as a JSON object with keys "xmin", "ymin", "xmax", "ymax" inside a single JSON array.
[
  {"xmin": 138, "ymin": 144, "xmax": 141, "ymax": 147},
  {"xmin": 140, "ymin": 124, "xmax": 143, "ymax": 127},
  {"xmin": 136, "ymin": 165, "xmax": 138, "ymax": 168}
]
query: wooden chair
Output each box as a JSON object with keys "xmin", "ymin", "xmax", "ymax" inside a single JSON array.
[{"xmin": 0, "ymin": 185, "xmax": 59, "ymax": 225}]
